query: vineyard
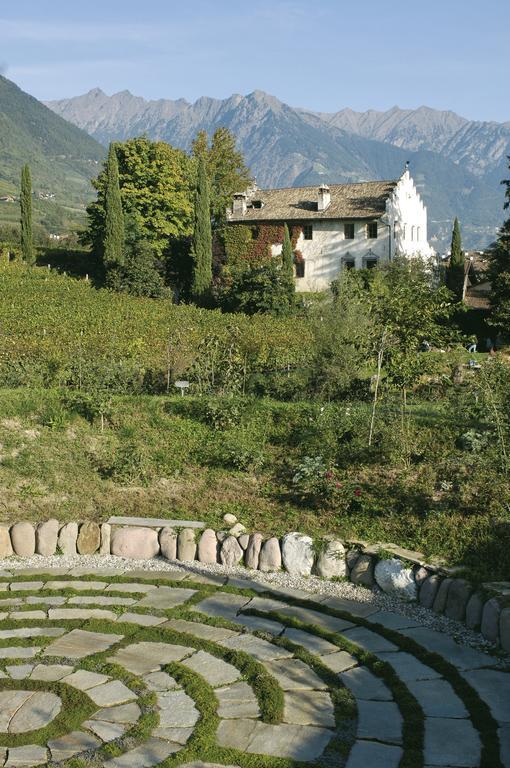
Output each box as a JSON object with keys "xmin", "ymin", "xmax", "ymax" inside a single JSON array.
[{"xmin": 0, "ymin": 262, "xmax": 311, "ymax": 393}]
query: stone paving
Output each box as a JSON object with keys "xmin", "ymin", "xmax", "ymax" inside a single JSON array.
[{"xmin": 0, "ymin": 567, "xmax": 506, "ymax": 767}]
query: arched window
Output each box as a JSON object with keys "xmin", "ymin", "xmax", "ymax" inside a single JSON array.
[
  {"xmin": 416, "ymin": 226, "xmax": 420, "ymax": 241},
  {"xmin": 411, "ymin": 225, "xmax": 415, "ymax": 241},
  {"xmin": 403, "ymin": 224, "xmax": 407, "ymax": 240}
]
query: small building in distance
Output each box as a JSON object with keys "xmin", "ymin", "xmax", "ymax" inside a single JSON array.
[{"xmin": 227, "ymin": 167, "xmax": 434, "ymax": 291}]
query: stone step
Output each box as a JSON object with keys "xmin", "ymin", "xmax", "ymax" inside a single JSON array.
[{"xmin": 106, "ymin": 516, "xmax": 205, "ymax": 529}]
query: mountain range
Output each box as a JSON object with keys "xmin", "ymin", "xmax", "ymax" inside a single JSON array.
[
  {"xmin": 0, "ymin": 74, "xmax": 506, "ymax": 249},
  {"xmin": 46, "ymin": 87, "xmax": 510, "ymax": 250}
]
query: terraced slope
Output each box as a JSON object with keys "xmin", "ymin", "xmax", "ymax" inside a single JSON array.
[{"xmin": 0, "ymin": 566, "xmax": 508, "ymax": 767}]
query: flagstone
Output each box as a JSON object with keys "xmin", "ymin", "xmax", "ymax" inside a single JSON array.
[
  {"xmin": 111, "ymin": 641, "xmax": 194, "ymax": 674},
  {"xmin": 48, "ymin": 730, "xmax": 102, "ymax": 761},
  {"xmin": 44, "ymin": 629, "xmax": 123, "ymax": 658},
  {"xmin": 215, "ymin": 682, "xmax": 260, "ymax": 719},
  {"xmin": 87, "ymin": 680, "xmax": 137, "ymax": 707},
  {"xmin": 181, "ymin": 649, "xmax": 241, "ymax": 686},
  {"xmin": 102, "ymin": 737, "xmax": 181, "ymax": 767},
  {"xmin": 4, "ymin": 745, "xmax": 47, "ymax": 766}
]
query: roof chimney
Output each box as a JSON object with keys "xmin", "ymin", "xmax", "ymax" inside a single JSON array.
[
  {"xmin": 318, "ymin": 184, "xmax": 331, "ymax": 212},
  {"xmin": 232, "ymin": 192, "xmax": 247, "ymax": 216}
]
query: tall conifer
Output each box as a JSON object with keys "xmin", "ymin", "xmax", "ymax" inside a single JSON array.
[
  {"xmin": 190, "ymin": 155, "xmax": 212, "ymax": 302},
  {"xmin": 447, "ymin": 217, "xmax": 464, "ymax": 299},
  {"xmin": 20, "ymin": 164, "xmax": 34, "ymax": 264},
  {"xmin": 103, "ymin": 143, "xmax": 124, "ymax": 267},
  {"xmin": 281, "ymin": 223, "xmax": 295, "ymax": 310}
]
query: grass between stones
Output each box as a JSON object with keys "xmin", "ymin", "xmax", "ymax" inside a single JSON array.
[
  {"xmin": 0, "ymin": 677, "xmax": 97, "ymax": 748},
  {"xmin": 0, "ymin": 573, "xmax": 503, "ymax": 767}
]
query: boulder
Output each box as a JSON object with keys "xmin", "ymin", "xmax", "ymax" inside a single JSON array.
[
  {"xmin": 465, "ymin": 592, "xmax": 484, "ymax": 631},
  {"xmin": 432, "ymin": 577, "xmax": 452, "ymax": 613},
  {"xmin": 220, "ymin": 536, "xmax": 243, "ymax": 567},
  {"xmin": 99, "ymin": 523, "xmax": 111, "ymax": 555},
  {"xmin": 500, "ymin": 608, "xmax": 510, "ymax": 653},
  {"xmin": 0, "ymin": 525, "xmax": 13, "ymax": 557},
  {"xmin": 198, "ymin": 529, "xmax": 218, "ymax": 564},
  {"xmin": 481, "ymin": 598, "xmax": 501, "ymax": 643},
  {"xmin": 258, "ymin": 537, "xmax": 281, "ymax": 572},
  {"xmin": 346, "ymin": 549, "xmax": 361, "ymax": 571},
  {"xmin": 159, "ymin": 527, "xmax": 177, "ymax": 560},
  {"xmin": 216, "ymin": 531, "xmax": 228, "ymax": 543},
  {"xmin": 111, "ymin": 527, "xmax": 159, "ymax": 560},
  {"xmin": 245, "ymin": 533, "xmax": 263, "ymax": 569},
  {"xmin": 350, "ymin": 554, "xmax": 375, "ymax": 587},
  {"xmin": 10, "ymin": 522, "xmax": 35, "ymax": 557},
  {"xmin": 419, "ymin": 574, "xmax": 441, "ymax": 608},
  {"xmin": 374, "ymin": 558, "xmax": 417, "ymax": 601},
  {"xmin": 229, "ymin": 523, "xmax": 246, "ymax": 538},
  {"xmin": 314, "ymin": 540, "xmax": 346, "ymax": 580},
  {"xmin": 36, "ymin": 519, "xmax": 59, "ymax": 556},
  {"xmin": 223, "ymin": 513, "xmax": 237, "ymax": 526},
  {"xmin": 445, "ymin": 579, "xmax": 473, "ymax": 622},
  {"xmin": 177, "ymin": 528, "xmax": 196, "ymax": 562},
  {"xmin": 58, "ymin": 522, "xmax": 78, "ymax": 556},
  {"xmin": 414, "ymin": 566, "xmax": 431, "ymax": 586},
  {"xmin": 237, "ymin": 534, "xmax": 249, "ymax": 550},
  {"xmin": 76, "ymin": 521, "xmax": 100, "ymax": 555},
  {"xmin": 282, "ymin": 532, "xmax": 314, "ymax": 577}
]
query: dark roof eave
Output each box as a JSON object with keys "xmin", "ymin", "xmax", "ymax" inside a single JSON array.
[{"xmin": 228, "ymin": 212, "xmax": 387, "ymax": 224}]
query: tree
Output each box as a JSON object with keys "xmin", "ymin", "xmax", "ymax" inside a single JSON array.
[
  {"xmin": 103, "ymin": 144, "xmax": 124, "ymax": 268},
  {"xmin": 84, "ymin": 137, "xmax": 194, "ymax": 262},
  {"xmin": 281, "ymin": 223, "xmax": 295, "ymax": 309},
  {"xmin": 20, "ymin": 164, "xmax": 34, "ymax": 264},
  {"xmin": 192, "ymin": 128, "xmax": 252, "ymax": 226},
  {"xmin": 221, "ymin": 260, "xmax": 295, "ymax": 315},
  {"xmin": 447, "ymin": 217, "xmax": 464, "ymax": 299},
  {"xmin": 108, "ymin": 216, "xmax": 166, "ymax": 298},
  {"xmin": 190, "ymin": 155, "xmax": 213, "ymax": 303},
  {"xmin": 488, "ymin": 156, "xmax": 510, "ymax": 334}
]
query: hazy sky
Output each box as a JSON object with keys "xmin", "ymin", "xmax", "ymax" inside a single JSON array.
[{"xmin": 1, "ymin": 0, "xmax": 508, "ymax": 121}]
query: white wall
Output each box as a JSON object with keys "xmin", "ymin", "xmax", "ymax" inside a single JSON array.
[{"xmin": 267, "ymin": 170, "xmax": 434, "ymax": 292}]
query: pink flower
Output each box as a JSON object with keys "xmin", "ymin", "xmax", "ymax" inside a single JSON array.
[
  {"xmin": 325, "ymin": 470, "xmax": 333, "ymax": 479},
  {"xmin": 335, "ymin": 482, "xmax": 342, "ymax": 488},
  {"xmin": 354, "ymin": 487, "xmax": 362, "ymax": 497}
]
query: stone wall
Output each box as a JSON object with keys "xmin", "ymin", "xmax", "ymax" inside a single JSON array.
[{"xmin": 0, "ymin": 518, "xmax": 508, "ymax": 651}]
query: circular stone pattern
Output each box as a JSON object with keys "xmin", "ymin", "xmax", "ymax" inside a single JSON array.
[{"xmin": 0, "ymin": 690, "xmax": 61, "ymax": 733}]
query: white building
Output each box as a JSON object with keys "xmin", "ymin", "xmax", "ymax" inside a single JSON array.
[{"xmin": 228, "ymin": 167, "xmax": 434, "ymax": 292}]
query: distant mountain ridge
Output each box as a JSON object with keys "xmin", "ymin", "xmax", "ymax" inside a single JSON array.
[
  {"xmin": 46, "ymin": 88, "xmax": 510, "ymax": 250},
  {"xmin": 0, "ymin": 76, "xmax": 104, "ymax": 204}
]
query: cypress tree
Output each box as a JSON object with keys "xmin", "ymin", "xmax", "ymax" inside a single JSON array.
[
  {"xmin": 281, "ymin": 223, "xmax": 295, "ymax": 311},
  {"xmin": 447, "ymin": 217, "xmax": 464, "ymax": 299},
  {"xmin": 190, "ymin": 155, "xmax": 212, "ymax": 302},
  {"xmin": 20, "ymin": 164, "xmax": 34, "ymax": 264},
  {"xmin": 103, "ymin": 143, "xmax": 124, "ymax": 268}
]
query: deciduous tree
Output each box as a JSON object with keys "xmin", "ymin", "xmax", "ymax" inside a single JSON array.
[{"xmin": 488, "ymin": 156, "xmax": 510, "ymax": 333}]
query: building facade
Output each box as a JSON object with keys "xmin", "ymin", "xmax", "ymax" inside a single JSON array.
[{"xmin": 227, "ymin": 168, "xmax": 434, "ymax": 292}]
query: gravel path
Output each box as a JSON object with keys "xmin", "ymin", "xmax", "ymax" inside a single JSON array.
[{"xmin": 0, "ymin": 553, "xmax": 500, "ymax": 655}]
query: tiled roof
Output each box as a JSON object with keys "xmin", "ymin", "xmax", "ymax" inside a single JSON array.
[{"xmin": 229, "ymin": 180, "xmax": 398, "ymax": 222}]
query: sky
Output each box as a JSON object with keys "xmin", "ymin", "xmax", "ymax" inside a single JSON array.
[{"xmin": 1, "ymin": 0, "xmax": 509, "ymax": 121}]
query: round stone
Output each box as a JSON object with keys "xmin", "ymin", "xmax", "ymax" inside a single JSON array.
[{"xmin": 0, "ymin": 690, "xmax": 61, "ymax": 733}]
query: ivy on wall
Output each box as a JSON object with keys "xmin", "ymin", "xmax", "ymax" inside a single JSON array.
[{"xmin": 221, "ymin": 223, "xmax": 302, "ymax": 266}]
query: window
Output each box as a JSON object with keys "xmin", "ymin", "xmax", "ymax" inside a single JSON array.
[
  {"xmin": 295, "ymin": 259, "xmax": 305, "ymax": 278},
  {"xmin": 366, "ymin": 221, "xmax": 378, "ymax": 239},
  {"xmin": 303, "ymin": 223, "xmax": 313, "ymax": 240},
  {"xmin": 364, "ymin": 258, "xmax": 378, "ymax": 269},
  {"xmin": 416, "ymin": 226, "xmax": 420, "ymax": 241},
  {"xmin": 403, "ymin": 224, "xmax": 407, "ymax": 240},
  {"xmin": 343, "ymin": 258, "xmax": 355, "ymax": 270},
  {"xmin": 250, "ymin": 226, "xmax": 259, "ymax": 240},
  {"xmin": 411, "ymin": 225, "xmax": 415, "ymax": 241},
  {"xmin": 344, "ymin": 222, "xmax": 355, "ymax": 239},
  {"xmin": 252, "ymin": 200, "xmax": 263, "ymax": 209}
]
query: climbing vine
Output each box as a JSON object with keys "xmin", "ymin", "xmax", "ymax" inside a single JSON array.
[{"xmin": 221, "ymin": 223, "xmax": 302, "ymax": 266}]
